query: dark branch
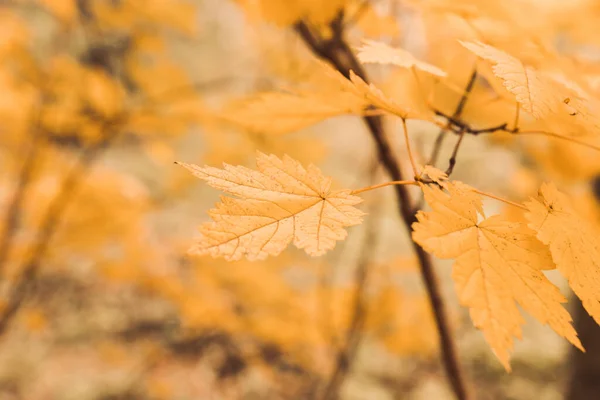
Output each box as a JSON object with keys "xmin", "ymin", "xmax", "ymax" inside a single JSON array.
[
  {"xmin": 455, "ymin": 70, "xmax": 478, "ymax": 117},
  {"xmin": 446, "ymin": 128, "xmax": 466, "ymax": 176},
  {"xmin": 434, "ymin": 109, "xmax": 510, "ymax": 136},
  {"xmin": 295, "ymin": 20, "xmax": 471, "ymax": 400},
  {"xmin": 427, "ymin": 70, "xmax": 477, "ymax": 166}
]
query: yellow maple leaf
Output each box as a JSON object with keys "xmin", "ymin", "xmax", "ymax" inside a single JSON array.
[
  {"xmin": 460, "ymin": 40, "xmax": 559, "ymax": 119},
  {"xmin": 202, "ymin": 127, "xmax": 326, "ymax": 167},
  {"xmin": 413, "ymin": 182, "xmax": 581, "ymax": 370},
  {"xmin": 219, "ymin": 63, "xmax": 430, "ymax": 134},
  {"xmin": 357, "ymin": 39, "xmax": 447, "ymax": 77},
  {"xmin": 348, "ymin": 70, "xmax": 428, "ymax": 120},
  {"xmin": 178, "ymin": 152, "xmax": 365, "ymax": 260},
  {"xmin": 219, "ymin": 64, "xmax": 368, "ymax": 134},
  {"xmin": 526, "ymin": 182, "xmax": 600, "ymax": 326},
  {"xmin": 417, "ymin": 165, "xmax": 448, "ymax": 184},
  {"xmin": 220, "ymin": 88, "xmax": 365, "ymax": 135}
]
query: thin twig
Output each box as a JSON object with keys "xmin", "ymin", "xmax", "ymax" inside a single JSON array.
[
  {"xmin": 470, "ymin": 123, "xmax": 508, "ymax": 134},
  {"xmin": 428, "ymin": 129, "xmax": 447, "ymax": 167},
  {"xmin": 454, "ymin": 70, "xmax": 478, "ymax": 117},
  {"xmin": 435, "ymin": 107, "xmax": 600, "ymax": 153},
  {"xmin": 446, "ymin": 128, "xmax": 466, "ymax": 176},
  {"xmin": 427, "ymin": 70, "xmax": 477, "ymax": 167},
  {"xmin": 295, "ymin": 18, "xmax": 471, "ymax": 400},
  {"xmin": 433, "ymin": 109, "xmax": 507, "ymax": 136}
]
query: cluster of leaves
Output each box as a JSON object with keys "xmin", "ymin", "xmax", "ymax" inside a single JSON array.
[
  {"xmin": 181, "ymin": 148, "xmax": 600, "ymax": 370},
  {"xmin": 6, "ymin": 0, "xmax": 600, "ymax": 398},
  {"xmin": 0, "ymin": 1, "xmax": 447, "ymax": 398},
  {"xmin": 181, "ymin": 0, "xmax": 600, "ymax": 372}
]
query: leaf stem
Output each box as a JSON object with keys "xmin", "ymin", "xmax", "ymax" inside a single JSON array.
[
  {"xmin": 514, "ymin": 130, "xmax": 600, "ymax": 151},
  {"xmin": 401, "ymin": 118, "xmax": 418, "ymax": 177},
  {"xmin": 470, "ymin": 188, "xmax": 527, "ymax": 210},
  {"xmin": 351, "ymin": 180, "xmax": 418, "ymax": 195}
]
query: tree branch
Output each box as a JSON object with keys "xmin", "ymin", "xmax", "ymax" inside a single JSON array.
[
  {"xmin": 446, "ymin": 128, "xmax": 466, "ymax": 176},
  {"xmin": 295, "ymin": 20, "xmax": 471, "ymax": 400},
  {"xmin": 0, "ymin": 119, "xmax": 42, "ymax": 275},
  {"xmin": 0, "ymin": 117, "xmax": 125, "ymax": 336},
  {"xmin": 427, "ymin": 70, "xmax": 477, "ymax": 166}
]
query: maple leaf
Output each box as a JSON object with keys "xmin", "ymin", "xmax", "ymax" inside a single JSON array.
[
  {"xmin": 413, "ymin": 182, "xmax": 581, "ymax": 370},
  {"xmin": 357, "ymin": 39, "xmax": 447, "ymax": 77},
  {"xmin": 537, "ymin": 72, "xmax": 600, "ymax": 137},
  {"xmin": 526, "ymin": 182, "xmax": 600, "ymax": 325},
  {"xmin": 219, "ymin": 88, "xmax": 366, "ymax": 135},
  {"xmin": 219, "ymin": 63, "xmax": 430, "ymax": 134},
  {"xmin": 218, "ymin": 64, "xmax": 369, "ymax": 134},
  {"xmin": 417, "ymin": 165, "xmax": 448, "ymax": 184},
  {"xmin": 347, "ymin": 71, "xmax": 429, "ymax": 120},
  {"xmin": 460, "ymin": 40, "xmax": 559, "ymax": 119},
  {"xmin": 178, "ymin": 152, "xmax": 365, "ymax": 260}
]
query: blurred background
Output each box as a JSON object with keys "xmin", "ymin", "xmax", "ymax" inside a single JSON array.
[{"xmin": 1, "ymin": 0, "xmax": 600, "ymax": 399}]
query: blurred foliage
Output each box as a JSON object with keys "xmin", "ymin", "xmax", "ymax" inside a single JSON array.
[
  {"xmin": 3, "ymin": 0, "xmax": 600, "ymax": 399},
  {"xmin": 0, "ymin": 1, "xmax": 437, "ymax": 399}
]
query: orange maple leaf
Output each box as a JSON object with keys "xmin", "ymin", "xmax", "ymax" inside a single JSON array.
[
  {"xmin": 357, "ymin": 39, "xmax": 447, "ymax": 77},
  {"xmin": 526, "ymin": 182, "xmax": 600, "ymax": 325},
  {"xmin": 460, "ymin": 40, "xmax": 559, "ymax": 119},
  {"xmin": 413, "ymin": 181, "xmax": 582, "ymax": 370},
  {"xmin": 178, "ymin": 152, "xmax": 365, "ymax": 260}
]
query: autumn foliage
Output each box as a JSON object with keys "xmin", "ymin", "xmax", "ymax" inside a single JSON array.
[{"xmin": 4, "ymin": 0, "xmax": 600, "ymax": 399}]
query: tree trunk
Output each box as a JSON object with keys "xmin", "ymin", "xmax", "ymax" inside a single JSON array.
[{"xmin": 565, "ymin": 296, "xmax": 600, "ymax": 399}]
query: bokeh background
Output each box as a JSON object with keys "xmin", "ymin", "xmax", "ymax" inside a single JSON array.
[{"xmin": 1, "ymin": 0, "xmax": 600, "ymax": 399}]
